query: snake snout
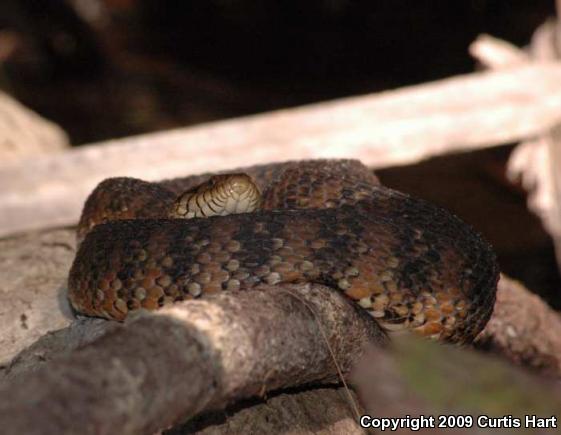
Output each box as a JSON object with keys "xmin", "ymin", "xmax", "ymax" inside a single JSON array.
[
  {"xmin": 221, "ymin": 174, "xmax": 261, "ymax": 213},
  {"xmin": 224, "ymin": 174, "xmax": 251, "ymax": 193}
]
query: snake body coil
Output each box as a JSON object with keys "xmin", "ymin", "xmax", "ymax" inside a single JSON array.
[{"xmin": 68, "ymin": 160, "xmax": 499, "ymax": 343}]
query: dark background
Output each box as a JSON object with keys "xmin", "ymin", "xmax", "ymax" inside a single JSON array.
[
  {"xmin": 0, "ymin": 0, "xmax": 555, "ymax": 144},
  {"xmin": 1, "ymin": 1, "xmax": 559, "ymax": 305}
]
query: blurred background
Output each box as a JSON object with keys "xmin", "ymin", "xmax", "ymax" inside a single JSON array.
[
  {"xmin": 3, "ymin": 3, "xmax": 561, "ymax": 425},
  {"xmin": 0, "ymin": 1, "xmax": 560, "ymax": 307},
  {"xmin": 0, "ymin": 0, "xmax": 555, "ymax": 144},
  {"xmin": 2, "ymin": 1, "xmax": 561, "ymax": 381}
]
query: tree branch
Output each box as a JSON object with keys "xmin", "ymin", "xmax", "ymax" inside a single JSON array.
[
  {"xmin": 3, "ymin": 64, "xmax": 561, "ymax": 236},
  {"xmin": 476, "ymin": 275, "xmax": 561, "ymax": 377},
  {"xmin": 0, "ymin": 284, "xmax": 385, "ymax": 435}
]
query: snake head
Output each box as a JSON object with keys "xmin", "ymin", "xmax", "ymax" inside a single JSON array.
[{"xmin": 171, "ymin": 173, "xmax": 261, "ymax": 219}]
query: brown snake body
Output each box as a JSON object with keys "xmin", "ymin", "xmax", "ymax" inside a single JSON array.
[{"xmin": 68, "ymin": 160, "xmax": 499, "ymax": 343}]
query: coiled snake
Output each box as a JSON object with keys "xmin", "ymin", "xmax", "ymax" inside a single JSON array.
[{"xmin": 68, "ymin": 160, "xmax": 499, "ymax": 343}]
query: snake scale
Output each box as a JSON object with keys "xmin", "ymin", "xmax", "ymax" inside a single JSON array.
[{"xmin": 68, "ymin": 159, "xmax": 499, "ymax": 343}]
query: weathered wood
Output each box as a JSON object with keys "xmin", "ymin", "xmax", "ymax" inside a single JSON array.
[
  {"xmin": 477, "ymin": 276, "xmax": 561, "ymax": 377},
  {"xmin": 0, "ymin": 284, "xmax": 384, "ymax": 435},
  {"xmin": 0, "ymin": 229, "xmax": 76, "ymax": 366},
  {"xmin": 469, "ymin": 34, "xmax": 529, "ymax": 69},
  {"xmin": 3, "ymin": 234, "xmax": 561, "ymax": 432},
  {"xmin": 472, "ymin": 30, "xmax": 561, "ymax": 275},
  {"xmin": 5, "ymin": 276, "xmax": 561, "ymax": 434},
  {"xmin": 3, "ymin": 63, "xmax": 561, "ymax": 237},
  {"xmin": 168, "ymin": 386, "xmax": 365, "ymax": 435},
  {"xmin": 508, "ymin": 131, "xmax": 561, "ymax": 274},
  {"xmin": 0, "ymin": 90, "xmax": 68, "ymax": 163},
  {"xmin": 525, "ymin": 18, "xmax": 561, "ymax": 275}
]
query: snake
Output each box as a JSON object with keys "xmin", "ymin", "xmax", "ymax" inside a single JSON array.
[{"xmin": 68, "ymin": 159, "xmax": 499, "ymax": 344}]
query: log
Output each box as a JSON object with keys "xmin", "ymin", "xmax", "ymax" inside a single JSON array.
[
  {"xmin": 0, "ymin": 91, "xmax": 68, "ymax": 164},
  {"xmin": 477, "ymin": 275, "xmax": 561, "ymax": 377},
  {"xmin": 169, "ymin": 386, "xmax": 365, "ymax": 435},
  {"xmin": 471, "ymin": 29, "xmax": 561, "ymax": 274},
  {"xmin": 3, "ymin": 28, "xmax": 561, "ymax": 434},
  {"xmin": 507, "ymin": 132, "xmax": 561, "ymax": 273},
  {"xmin": 5, "ymin": 278, "xmax": 561, "ymax": 434},
  {"xmin": 0, "ymin": 229, "xmax": 76, "ymax": 366},
  {"xmin": 3, "ymin": 63, "xmax": 561, "ymax": 237},
  {"xmin": 4, "ymin": 228, "xmax": 561, "ymax": 383},
  {"xmin": 0, "ymin": 284, "xmax": 385, "ymax": 435},
  {"xmin": 3, "ymin": 232, "xmax": 561, "ymax": 432}
]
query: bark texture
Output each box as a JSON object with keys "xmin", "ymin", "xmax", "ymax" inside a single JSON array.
[
  {"xmin": 0, "ymin": 229, "xmax": 75, "ymax": 366},
  {"xmin": 2, "ymin": 229, "xmax": 561, "ymax": 433},
  {"xmin": 167, "ymin": 386, "xmax": 364, "ymax": 435},
  {"xmin": 477, "ymin": 275, "xmax": 561, "ymax": 377},
  {"xmin": 0, "ymin": 284, "xmax": 385, "ymax": 435}
]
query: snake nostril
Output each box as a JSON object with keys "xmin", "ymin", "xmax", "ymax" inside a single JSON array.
[{"xmin": 230, "ymin": 184, "xmax": 245, "ymax": 195}]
